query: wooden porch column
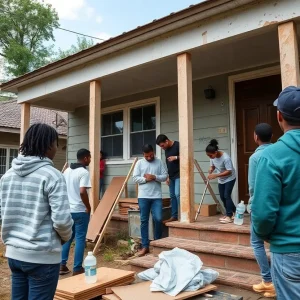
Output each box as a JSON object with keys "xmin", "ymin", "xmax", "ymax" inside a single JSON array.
[
  {"xmin": 89, "ymin": 80, "xmax": 101, "ymax": 213},
  {"xmin": 278, "ymin": 21, "xmax": 300, "ymax": 88},
  {"xmin": 20, "ymin": 103, "xmax": 30, "ymax": 144},
  {"xmin": 177, "ymin": 53, "xmax": 194, "ymax": 223}
]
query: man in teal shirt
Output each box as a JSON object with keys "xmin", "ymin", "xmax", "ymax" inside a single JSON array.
[
  {"xmin": 252, "ymin": 86, "xmax": 300, "ymax": 299},
  {"xmin": 248, "ymin": 123, "xmax": 275, "ymax": 298}
]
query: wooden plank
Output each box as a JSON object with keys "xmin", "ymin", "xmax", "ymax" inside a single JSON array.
[
  {"xmin": 194, "ymin": 160, "xmax": 226, "ymax": 215},
  {"xmin": 119, "ymin": 198, "xmax": 138, "ymax": 204},
  {"xmin": 89, "ymin": 80, "xmax": 101, "ymax": 213},
  {"xmin": 20, "ymin": 103, "xmax": 30, "ymax": 144},
  {"xmin": 177, "ymin": 52, "xmax": 194, "ymax": 223},
  {"xmin": 56, "ymin": 268, "xmax": 135, "ymax": 296},
  {"xmin": 86, "ymin": 177, "xmax": 126, "ymax": 242},
  {"xmin": 111, "ymin": 281, "xmax": 217, "ymax": 300},
  {"xmin": 278, "ymin": 21, "xmax": 300, "ymax": 88},
  {"xmin": 103, "ymin": 294, "xmax": 121, "ymax": 300},
  {"xmin": 93, "ymin": 158, "xmax": 138, "ymax": 254}
]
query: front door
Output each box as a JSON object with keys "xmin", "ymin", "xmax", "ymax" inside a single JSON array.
[{"xmin": 235, "ymin": 75, "xmax": 282, "ymax": 203}]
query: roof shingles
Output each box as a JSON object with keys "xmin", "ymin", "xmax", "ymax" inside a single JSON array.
[{"xmin": 0, "ymin": 100, "xmax": 68, "ymax": 136}]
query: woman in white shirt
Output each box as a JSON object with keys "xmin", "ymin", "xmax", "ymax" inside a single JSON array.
[{"xmin": 206, "ymin": 139, "xmax": 236, "ymax": 224}]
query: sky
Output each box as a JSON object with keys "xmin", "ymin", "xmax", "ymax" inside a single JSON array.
[{"xmin": 44, "ymin": 0, "xmax": 204, "ymax": 51}]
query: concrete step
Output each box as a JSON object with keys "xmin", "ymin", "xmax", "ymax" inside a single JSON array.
[
  {"xmin": 150, "ymin": 237, "xmax": 269, "ymax": 274},
  {"xmin": 129, "ymin": 255, "xmax": 262, "ymax": 291},
  {"xmin": 167, "ymin": 219, "xmax": 251, "ymax": 246}
]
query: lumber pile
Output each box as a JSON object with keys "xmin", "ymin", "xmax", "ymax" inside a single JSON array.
[
  {"xmin": 102, "ymin": 281, "xmax": 217, "ymax": 300},
  {"xmin": 118, "ymin": 198, "xmax": 171, "ymax": 215},
  {"xmin": 54, "ymin": 267, "xmax": 135, "ymax": 300}
]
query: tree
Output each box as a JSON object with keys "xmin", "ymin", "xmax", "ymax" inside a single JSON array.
[
  {"xmin": 0, "ymin": 0, "xmax": 59, "ymax": 77},
  {"xmin": 56, "ymin": 36, "xmax": 94, "ymax": 60}
]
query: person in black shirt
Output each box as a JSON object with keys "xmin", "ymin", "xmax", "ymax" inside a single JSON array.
[{"xmin": 156, "ymin": 134, "xmax": 180, "ymax": 223}]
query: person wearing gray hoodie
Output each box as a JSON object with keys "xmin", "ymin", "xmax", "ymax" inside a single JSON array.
[{"xmin": 0, "ymin": 123, "xmax": 73, "ymax": 300}]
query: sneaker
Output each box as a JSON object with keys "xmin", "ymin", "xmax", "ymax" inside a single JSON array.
[
  {"xmin": 60, "ymin": 265, "xmax": 71, "ymax": 275},
  {"xmin": 253, "ymin": 281, "xmax": 276, "ymax": 295},
  {"xmin": 264, "ymin": 291, "xmax": 277, "ymax": 298},
  {"xmin": 72, "ymin": 267, "xmax": 85, "ymax": 276},
  {"xmin": 220, "ymin": 216, "xmax": 233, "ymax": 224},
  {"xmin": 219, "ymin": 215, "xmax": 226, "ymax": 221}
]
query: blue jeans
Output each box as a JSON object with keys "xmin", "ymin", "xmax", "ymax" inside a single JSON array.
[
  {"xmin": 8, "ymin": 258, "xmax": 60, "ymax": 300},
  {"xmin": 138, "ymin": 198, "xmax": 162, "ymax": 248},
  {"xmin": 169, "ymin": 178, "xmax": 180, "ymax": 219},
  {"xmin": 61, "ymin": 212, "xmax": 90, "ymax": 271},
  {"xmin": 251, "ymin": 224, "xmax": 272, "ymax": 282},
  {"xmin": 99, "ymin": 178, "xmax": 104, "ymax": 199},
  {"xmin": 218, "ymin": 179, "xmax": 236, "ymax": 217},
  {"xmin": 271, "ymin": 252, "xmax": 300, "ymax": 299}
]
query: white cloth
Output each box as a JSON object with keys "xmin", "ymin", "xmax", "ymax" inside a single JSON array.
[
  {"xmin": 63, "ymin": 167, "xmax": 91, "ymax": 213},
  {"xmin": 138, "ymin": 248, "xmax": 219, "ymax": 296}
]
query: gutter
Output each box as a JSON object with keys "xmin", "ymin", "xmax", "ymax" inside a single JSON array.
[{"xmin": 1, "ymin": 0, "xmax": 257, "ymax": 92}]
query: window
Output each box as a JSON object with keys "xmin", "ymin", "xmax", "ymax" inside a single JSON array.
[
  {"xmin": 101, "ymin": 97, "xmax": 160, "ymax": 163},
  {"xmin": 130, "ymin": 105, "xmax": 156, "ymax": 156},
  {"xmin": 101, "ymin": 111, "xmax": 123, "ymax": 158},
  {"xmin": 0, "ymin": 147, "xmax": 18, "ymax": 178}
]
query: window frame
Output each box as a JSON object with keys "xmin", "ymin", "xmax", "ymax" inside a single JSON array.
[
  {"xmin": 0, "ymin": 145, "xmax": 19, "ymax": 176},
  {"xmin": 101, "ymin": 97, "xmax": 161, "ymax": 165}
]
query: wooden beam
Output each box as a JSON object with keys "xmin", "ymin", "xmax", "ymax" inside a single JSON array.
[
  {"xmin": 278, "ymin": 21, "xmax": 300, "ymax": 88},
  {"xmin": 177, "ymin": 52, "xmax": 194, "ymax": 223},
  {"xmin": 89, "ymin": 80, "xmax": 101, "ymax": 213},
  {"xmin": 20, "ymin": 103, "xmax": 30, "ymax": 144}
]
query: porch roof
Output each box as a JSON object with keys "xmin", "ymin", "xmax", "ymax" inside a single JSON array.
[
  {"xmin": 0, "ymin": 0, "xmax": 255, "ymax": 92},
  {"xmin": 1, "ymin": 0, "xmax": 300, "ymax": 112}
]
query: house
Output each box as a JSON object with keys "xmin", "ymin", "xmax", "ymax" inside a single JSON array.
[
  {"xmin": 0, "ymin": 100, "xmax": 68, "ymax": 176},
  {"xmin": 1, "ymin": 0, "xmax": 300, "ymax": 288}
]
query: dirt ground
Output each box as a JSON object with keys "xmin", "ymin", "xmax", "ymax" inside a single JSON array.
[{"xmin": 0, "ymin": 239, "xmax": 269, "ymax": 300}]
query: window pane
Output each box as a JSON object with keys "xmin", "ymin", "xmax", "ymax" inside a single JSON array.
[
  {"xmin": 113, "ymin": 135, "xmax": 123, "ymax": 157},
  {"xmin": 0, "ymin": 148, "xmax": 7, "ymax": 178},
  {"xmin": 102, "ymin": 114, "xmax": 112, "ymax": 136},
  {"xmin": 102, "ymin": 136, "xmax": 113, "ymax": 157},
  {"xmin": 131, "ymin": 107, "xmax": 143, "ymax": 132},
  {"xmin": 143, "ymin": 105, "xmax": 156, "ymax": 130},
  {"xmin": 130, "ymin": 133, "xmax": 143, "ymax": 156},
  {"xmin": 143, "ymin": 130, "xmax": 156, "ymax": 148},
  {"xmin": 112, "ymin": 112, "xmax": 123, "ymax": 135},
  {"xmin": 9, "ymin": 149, "xmax": 18, "ymax": 168}
]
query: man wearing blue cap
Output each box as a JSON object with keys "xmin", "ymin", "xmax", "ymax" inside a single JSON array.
[{"xmin": 252, "ymin": 86, "xmax": 300, "ymax": 299}]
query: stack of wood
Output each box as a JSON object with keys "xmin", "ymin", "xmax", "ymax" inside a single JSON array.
[
  {"xmin": 102, "ymin": 281, "xmax": 217, "ymax": 300},
  {"xmin": 118, "ymin": 198, "xmax": 139, "ymax": 215},
  {"xmin": 118, "ymin": 198, "xmax": 171, "ymax": 215},
  {"xmin": 54, "ymin": 268, "xmax": 135, "ymax": 300}
]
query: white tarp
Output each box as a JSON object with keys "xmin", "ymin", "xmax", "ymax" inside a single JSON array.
[{"xmin": 138, "ymin": 248, "xmax": 219, "ymax": 296}]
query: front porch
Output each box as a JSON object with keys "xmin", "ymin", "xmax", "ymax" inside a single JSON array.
[{"xmin": 129, "ymin": 215, "xmax": 264, "ymax": 291}]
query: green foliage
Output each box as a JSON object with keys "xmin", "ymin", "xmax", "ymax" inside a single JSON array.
[
  {"xmin": 56, "ymin": 36, "xmax": 94, "ymax": 60},
  {"xmin": 0, "ymin": 0, "xmax": 59, "ymax": 77}
]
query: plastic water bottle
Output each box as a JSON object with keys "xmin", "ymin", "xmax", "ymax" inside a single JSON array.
[
  {"xmin": 234, "ymin": 201, "xmax": 246, "ymax": 226},
  {"xmin": 84, "ymin": 252, "xmax": 97, "ymax": 284}
]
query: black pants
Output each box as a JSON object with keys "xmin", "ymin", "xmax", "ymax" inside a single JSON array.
[{"xmin": 218, "ymin": 179, "xmax": 236, "ymax": 217}]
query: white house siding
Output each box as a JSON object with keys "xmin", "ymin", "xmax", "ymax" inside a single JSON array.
[{"xmin": 67, "ymin": 72, "xmax": 231, "ymax": 204}]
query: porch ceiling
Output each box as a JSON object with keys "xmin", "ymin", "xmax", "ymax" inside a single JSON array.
[{"xmin": 33, "ymin": 22, "xmax": 300, "ymax": 112}]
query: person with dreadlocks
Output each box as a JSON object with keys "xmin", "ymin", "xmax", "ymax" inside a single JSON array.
[{"xmin": 0, "ymin": 123, "xmax": 73, "ymax": 300}]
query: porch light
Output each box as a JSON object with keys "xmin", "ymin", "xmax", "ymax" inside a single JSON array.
[{"xmin": 204, "ymin": 86, "xmax": 216, "ymax": 99}]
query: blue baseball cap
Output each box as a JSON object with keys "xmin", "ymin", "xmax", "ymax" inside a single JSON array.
[{"xmin": 274, "ymin": 86, "xmax": 300, "ymax": 120}]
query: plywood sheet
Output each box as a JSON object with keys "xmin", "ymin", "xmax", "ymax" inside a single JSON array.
[
  {"xmin": 111, "ymin": 281, "xmax": 217, "ymax": 300},
  {"xmin": 56, "ymin": 267, "xmax": 134, "ymax": 295},
  {"xmin": 87, "ymin": 177, "xmax": 126, "ymax": 241}
]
